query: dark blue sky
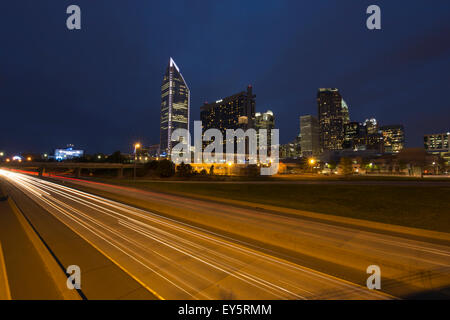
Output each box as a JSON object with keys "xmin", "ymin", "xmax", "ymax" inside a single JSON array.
[{"xmin": 1, "ymin": 0, "xmax": 449, "ymax": 154}]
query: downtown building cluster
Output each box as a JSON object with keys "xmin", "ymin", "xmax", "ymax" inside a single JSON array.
[
  {"xmin": 157, "ymin": 58, "xmax": 274, "ymax": 162},
  {"xmin": 124, "ymin": 58, "xmax": 448, "ymax": 175},
  {"xmin": 280, "ymin": 88, "xmax": 406, "ymax": 160}
]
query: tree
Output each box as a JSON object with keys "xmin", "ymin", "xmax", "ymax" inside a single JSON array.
[
  {"xmin": 156, "ymin": 159, "xmax": 175, "ymax": 178},
  {"xmin": 339, "ymin": 157, "xmax": 353, "ymax": 176},
  {"xmin": 108, "ymin": 151, "xmax": 124, "ymax": 163},
  {"xmin": 176, "ymin": 162, "xmax": 193, "ymax": 177}
]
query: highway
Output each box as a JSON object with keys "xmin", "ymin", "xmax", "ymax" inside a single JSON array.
[{"xmin": 1, "ymin": 170, "xmax": 449, "ymax": 299}]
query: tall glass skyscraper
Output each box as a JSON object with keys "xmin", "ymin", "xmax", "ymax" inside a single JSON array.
[
  {"xmin": 317, "ymin": 88, "xmax": 349, "ymax": 151},
  {"xmin": 160, "ymin": 58, "xmax": 190, "ymax": 157},
  {"xmin": 300, "ymin": 115, "xmax": 320, "ymax": 157}
]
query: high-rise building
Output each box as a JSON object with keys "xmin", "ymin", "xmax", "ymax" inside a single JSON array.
[
  {"xmin": 300, "ymin": 115, "xmax": 320, "ymax": 157},
  {"xmin": 424, "ymin": 132, "xmax": 450, "ymax": 153},
  {"xmin": 380, "ymin": 125, "xmax": 405, "ymax": 153},
  {"xmin": 343, "ymin": 122, "xmax": 365, "ymax": 149},
  {"xmin": 200, "ymin": 85, "xmax": 256, "ymax": 135},
  {"xmin": 200, "ymin": 86, "xmax": 256, "ymax": 159},
  {"xmin": 341, "ymin": 100, "xmax": 350, "ymax": 125},
  {"xmin": 343, "ymin": 122, "xmax": 383, "ymax": 152},
  {"xmin": 280, "ymin": 136, "xmax": 301, "ymax": 159},
  {"xmin": 255, "ymin": 110, "xmax": 275, "ymax": 151},
  {"xmin": 363, "ymin": 118, "xmax": 378, "ymax": 135},
  {"xmin": 317, "ymin": 88, "xmax": 347, "ymax": 151},
  {"xmin": 160, "ymin": 58, "xmax": 190, "ymax": 157}
]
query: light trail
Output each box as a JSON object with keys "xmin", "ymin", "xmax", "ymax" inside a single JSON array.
[{"xmin": 4, "ymin": 169, "xmax": 438, "ymax": 299}]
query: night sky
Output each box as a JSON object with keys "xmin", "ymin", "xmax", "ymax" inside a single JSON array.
[{"xmin": 1, "ymin": 0, "xmax": 449, "ymax": 155}]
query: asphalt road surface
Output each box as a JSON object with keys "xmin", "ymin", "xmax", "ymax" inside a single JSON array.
[{"xmin": 0, "ymin": 170, "xmax": 449, "ymax": 299}]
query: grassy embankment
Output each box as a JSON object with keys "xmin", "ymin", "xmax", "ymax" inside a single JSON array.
[{"xmin": 94, "ymin": 178, "xmax": 450, "ymax": 233}]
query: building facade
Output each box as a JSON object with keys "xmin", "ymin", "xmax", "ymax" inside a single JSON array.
[
  {"xmin": 343, "ymin": 122, "xmax": 365, "ymax": 149},
  {"xmin": 280, "ymin": 136, "xmax": 301, "ymax": 159},
  {"xmin": 160, "ymin": 58, "xmax": 190, "ymax": 157},
  {"xmin": 317, "ymin": 88, "xmax": 348, "ymax": 151},
  {"xmin": 424, "ymin": 132, "xmax": 450, "ymax": 153},
  {"xmin": 200, "ymin": 85, "xmax": 256, "ymax": 135},
  {"xmin": 55, "ymin": 145, "xmax": 84, "ymax": 161},
  {"xmin": 380, "ymin": 125, "xmax": 405, "ymax": 153},
  {"xmin": 363, "ymin": 118, "xmax": 378, "ymax": 135},
  {"xmin": 255, "ymin": 110, "xmax": 275, "ymax": 155},
  {"xmin": 300, "ymin": 115, "xmax": 320, "ymax": 157}
]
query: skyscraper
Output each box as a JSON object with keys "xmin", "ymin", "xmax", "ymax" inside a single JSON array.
[
  {"xmin": 380, "ymin": 125, "xmax": 405, "ymax": 153},
  {"xmin": 341, "ymin": 99, "xmax": 350, "ymax": 125},
  {"xmin": 317, "ymin": 88, "xmax": 347, "ymax": 151},
  {"xmin": 160, "ymin": 58, "xmax": 190, "ymax": 157},
  {"xmin": 255, "ymin": 110, "xmax": 275, "ymax": 156},
  {"xmin": 363, "ymin": 118, "xmax": 378, "ymax": 135},
  {"xmin": 300, "ymin": 115, "xmax": 320, "ymax": 157},
  {"xmin": 200, "ymin": 86, "xmax": 256, "ymax": 158},
  {"xmin": 200, "ymin": 85, "xmax": 256, "ymax": 135},
  {"xmin": 343, "ymin": 122, "xmax": 365, "ymax": 150}
]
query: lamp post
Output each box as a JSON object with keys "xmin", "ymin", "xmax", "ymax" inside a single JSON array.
[
  {"xmin": 309, "ymin": 158, "xmax": 316, "ymax": 173},
  {"xmin": 133, "ymin": 143, "xmax": 141, "ymax": 180}
]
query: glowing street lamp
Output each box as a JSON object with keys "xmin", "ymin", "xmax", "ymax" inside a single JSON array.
[
  {"xmin": 133, "ymin": 142, "xmax": 141, "ymax": 180},
  {"xmin": 27, "ymin": 157, "xmax": 32, "ymax": 161},
  {"xmin": 308, "ymin": 158, "xmax": 316, "ymax": 173}
]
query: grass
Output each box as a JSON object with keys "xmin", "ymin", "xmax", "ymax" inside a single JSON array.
[{"xmin": 94, "ymin": 178, "xmax": 450, "ymax": 233}]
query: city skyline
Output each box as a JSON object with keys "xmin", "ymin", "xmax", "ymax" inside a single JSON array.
[
  {"xmin": 1, "ymin": 1, "xmax": 450, "ymax": 304},
  {"xmin": 1, "ymin": 1, "xmax": 449, "ymax": 155}
]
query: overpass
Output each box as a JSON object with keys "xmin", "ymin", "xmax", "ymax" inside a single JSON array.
[{"xmin": 0, "ymin": 162, "xmax": 144, "ymax": 178}]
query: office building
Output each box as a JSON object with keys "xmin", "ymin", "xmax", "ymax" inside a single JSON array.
[
  {"xmin": 343, "ymin": 122, "xmax": 365, "ymax": 149},
  {"xmin": 200, "ymin": 85, "xmax": 256, "ymax": 159},
  {"xmin": 317, "ymin": 88, "xmax": 348, "ymax": 151},
  {"xmin": 380, "ymin": 125, "xmax": 405, "ymax": 153},
  {"xmin": 424, "ymin": 132, "xmax": 450, "ymax": 153},
  {"xmin": 280, "ymin": 136, "xmax": 301, "ymax": 159},
  {"xmin": 55, "ymin": 145, "xmax": 84, "ymax": 161},
  {"xmin": 160, "ymin": 57, "xmax": 190, "ymax": 157},
  {"xmin": 200, "ymin": 85, "xmax": 255, "ymax": 135},
  {"xmin": 300, "ymin": 115, "xmax": 320, "ymax": 157},
  {"xmin": 255, "ymin": 110, "xmax": 275, "ymax": 154},
  {"xmin": 363, "ymin": 118, "xmax": 378, "ymax": 135},
  {"xmin": 341, "ymin": 100, "xmax": 350, "ymax": 124}
]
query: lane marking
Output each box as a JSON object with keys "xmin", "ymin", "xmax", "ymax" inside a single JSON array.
[
  {"xmin": 0, "ymin": 242, "xmax": 12, "ymax": 300},
  {"xmin": 6, "ymin": 196, "xmax": 82, "ymax": 300}
]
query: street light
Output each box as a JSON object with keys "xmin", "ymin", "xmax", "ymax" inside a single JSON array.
[
  {"xmin": 308, "ymin": 158, "xmax": 316, "ymax": 173},
  {"xmin": 134, "ymin": 142, "xmax": 141, "ymax": 180}
]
